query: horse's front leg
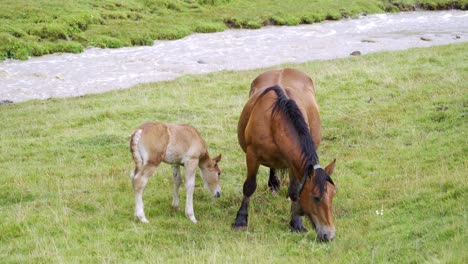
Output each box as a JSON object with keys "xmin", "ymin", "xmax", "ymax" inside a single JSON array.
[
  {"xmin": 233, "ymin": 148, "xmax": 260, "ymax": 230},
  {"xmin": 172, "ymin": 165, "xmax": 182, "ymax": 209},
  {"xmin": 288, "ymin": 172, "xmax": 307, "ymax": 232},
  {"xmin": 184, "ymin": 159, "xmax": 198, "ymax": 224},
  {"xmin": 290, "ymin": 200, "xmax": 307, "ymax": 232}
]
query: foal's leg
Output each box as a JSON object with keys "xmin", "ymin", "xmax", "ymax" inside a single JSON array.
[
  {"xmin": 268, "ymin": 168, "xmax": 280, "ymax": 195},
  {"xmin": 288, "ymin": 172, "xmax": 307, "ymax": 232},
  {"xmin": 132, "ymin": 162, "xmax": 159, "ymax": 223},
  {"xmin": 233, "ymin": 149, "xmax": 260, "ymax": 229},
  {"xmin": 184, "ymin": 159, "xmax": 199, "ymax": 224},
  {"xmin": 172, "ymin": 165, "xmax": 182, "ymax": 209}
]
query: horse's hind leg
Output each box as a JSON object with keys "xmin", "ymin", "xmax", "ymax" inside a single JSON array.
[
  {"xmin": 233, "ymin": 148, "xmax": 260, "ymax": 229},
  {"xmin": 172, "ymin": 165, "xmax": 182, "ymax": 209},
  {"xmin": 268, "ymin": 168, "xmax": 280, "ymax": 195},
  {"xmin": 132, "ymin": 162, "xmax": 158, "ymax": 223}
]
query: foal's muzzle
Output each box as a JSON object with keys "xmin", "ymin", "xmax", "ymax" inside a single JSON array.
[{"xmin": 214, "ymin": 191, "xmax": 221, "ymax": 198}]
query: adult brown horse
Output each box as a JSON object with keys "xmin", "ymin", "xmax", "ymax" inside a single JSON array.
[{"xmin": 233, "ymin": 68, "xmax": 337, "ymax": 241}]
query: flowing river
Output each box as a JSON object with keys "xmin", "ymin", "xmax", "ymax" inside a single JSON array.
[{"xmin": 0, "ymin": 10, "xmax": 467, "ymax": 103}]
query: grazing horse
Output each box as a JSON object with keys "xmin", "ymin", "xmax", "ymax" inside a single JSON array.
[
  {"xmin": 130, "ymin": 121, "xmax": 222, "ymax": 224},
  {"xmin": 233, "ymin": 68, "xmax": 337, "ymax": 241}
]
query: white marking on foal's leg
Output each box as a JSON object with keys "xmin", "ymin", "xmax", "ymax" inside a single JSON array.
[
  {"xmin": 133, "ymin": 164, "xmax": 157, "ymax": 224},
  {"xmin": 172, "ymin": 166, "xmax": 182, "ymax": 209},
  {"xmin": 134, "ymin": 177, "xmax": 149, "ymax": 223},
  {"xmin": 184, "ymin": 159, "xmax": 198, "ymax": 224}
]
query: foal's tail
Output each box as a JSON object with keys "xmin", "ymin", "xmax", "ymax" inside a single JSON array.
[{"xmin": 130, "ymin": 129, "xmax": 143, "ymax": 179}]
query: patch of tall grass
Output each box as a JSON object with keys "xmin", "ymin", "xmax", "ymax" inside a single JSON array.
[{"xmin": 0, "ymin": 43, "xmax": 466, "ymax": 262}]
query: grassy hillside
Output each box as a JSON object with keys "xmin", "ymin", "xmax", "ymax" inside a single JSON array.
[
  {"xmin": 1, "ymin": 0, "xmax": 467, "ymax": 60},
  {"xmin": 0, "ymin": 43, "xmax": 466, "ymax": 262}
]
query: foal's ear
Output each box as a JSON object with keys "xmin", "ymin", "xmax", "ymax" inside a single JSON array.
[
  {"xmin": 324, "ymin": 159, "xmax": 336, "ymax": 176},
  {"xmin": 213, "ymin": 154, "xmax": 222, "ymax": 163}
]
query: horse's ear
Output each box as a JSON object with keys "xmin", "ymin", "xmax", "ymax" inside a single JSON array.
[
  {"xmin": 213, "ymin": 154, "xmax": 222, "ymax": 163},
  {"xmin": 324, "ymin": 159, "xmax": 336, "ymax": 176}
]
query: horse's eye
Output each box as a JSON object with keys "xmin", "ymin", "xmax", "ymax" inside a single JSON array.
[
  {"xmin": 218, "ymin": 172, "xmax": 221, "ymax": 177},
  {"xmin": 312, "ymin": 196, "xmax": 321, "ymax": 202}
]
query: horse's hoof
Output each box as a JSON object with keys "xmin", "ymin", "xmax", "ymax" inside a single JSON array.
[
  {"xmin": 290, "ymin": 226, "xmax": 307, "ymax": 233},
  {"xmin": 271, "ymin": 189, "xmax": 278, "ymax": 196},
  {"xmin": 289, "ymin": 222, "xmax": 307, "ymax": 233},
  {"xmin": 232, "ymin": 224, "xmax": 248, "ymax": 231}
]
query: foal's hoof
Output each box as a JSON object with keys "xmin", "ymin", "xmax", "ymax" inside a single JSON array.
[{"xmin": 137, "ymin": 217, "xmax": 150, "ymax": 224}]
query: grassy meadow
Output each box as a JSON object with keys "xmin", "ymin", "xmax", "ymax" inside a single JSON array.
[
  {"xmin": 1, "ymin": 0, "xmax": 468, "ymax": 60},
  {"xmin": 0, "ymin": 42, "xmax": 467, "ymax": 262}
]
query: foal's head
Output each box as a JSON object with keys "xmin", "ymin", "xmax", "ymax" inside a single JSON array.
[
  {"xmin": 298, "ymin": 159, "xmax": 337, "ymax": 241},
  {"xmin": 200, "ymin": 154, "xmax": 222, "ymax": 198}
]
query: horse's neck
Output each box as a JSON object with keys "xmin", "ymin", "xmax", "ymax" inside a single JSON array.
[
  {"xmin": 198, "ymin": 151, "xmax": 210, "ymax": 168},
  {"xmin": 274, "ymin": 122, "xmax": 318, "ymax": 173},
  {"xmin": 275, "ymin": 117, "xmax": 318, "ymax": 200}
]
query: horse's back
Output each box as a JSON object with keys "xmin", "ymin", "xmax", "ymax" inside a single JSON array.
[
  {"xmin": 166, "ymin": 123, "xmax": 207, "ymax": 164},
  {"xmin": 138, "ymin": 122, "xmax": 206, "ymax": 165},
  {"xmin": 249, "ymin": 68, "xmax": 315, "ymax": 96},
  {"xmin": 248, "ymin": 69, "xmax": 318, "ymax": 117},
  {"xmin": 238, "ymin": 68, "xmax": 322, "ymax": 156},
  {"xmin": 138, "ymin": 122, "xmax": 170, "ymax": 164}
]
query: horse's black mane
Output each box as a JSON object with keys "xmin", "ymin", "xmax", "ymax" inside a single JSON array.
[{"xmin": 260, "ymin": 85, "xmax": 334, "ymax": 197}]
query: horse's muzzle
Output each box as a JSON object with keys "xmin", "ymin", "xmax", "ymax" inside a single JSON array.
[
  {"xmin": 317, "ymin": 229, "xmax": 335, "ymax": 242},
  {"xmin": 214, "ymin": 191, "xmax": 221, "ymax": 198}
]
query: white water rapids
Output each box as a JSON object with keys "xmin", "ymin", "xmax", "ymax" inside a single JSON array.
[{"xmin": 0, "ymin": 10, "xmax": 466, "ymax": 102}]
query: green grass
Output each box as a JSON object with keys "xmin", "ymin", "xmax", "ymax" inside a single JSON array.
[
  {"xmin": 1, "ymin": 0, "xmax": 467, "ymax": 60},
  {"xmin": 1, "ymin": 43, "xmax": 467, "ymax": 262}
]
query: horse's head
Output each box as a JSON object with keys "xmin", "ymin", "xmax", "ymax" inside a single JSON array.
[
  {"xmin": 298, "ymin": 159, "xmax": 337, "ymax": 241},
  {"xmin": 200, "ymin": 154, "xmax": 222, "ymax": 198}
]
